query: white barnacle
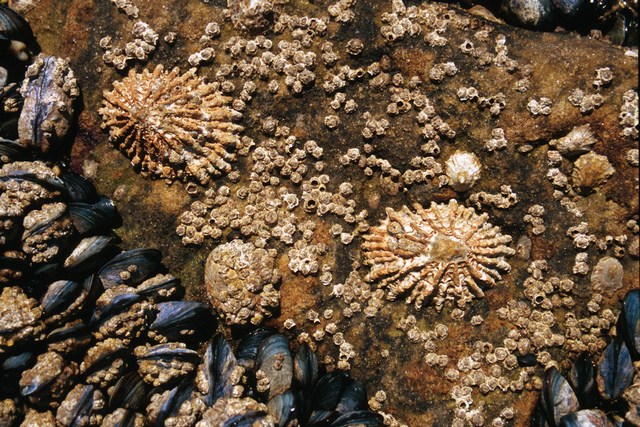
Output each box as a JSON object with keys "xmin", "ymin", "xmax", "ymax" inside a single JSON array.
[
  {"xmin": 445, "ymin": 150, "xmax": 482, "ymax": 192},
  {"xmin": 549, "ymin": 124, "xmax": 596, "ymax": 156},
  {"xmin": 571, "ymin": 152, "xmax": 615, "ymax": 192},
  {"xmin": 590, "ymin": 257, "xmax": 624, "ymax": 295}
]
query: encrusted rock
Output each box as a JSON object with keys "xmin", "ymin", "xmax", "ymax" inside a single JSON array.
[{"xmin": 204, "ymin": 239, "xmax": 280, "ymax": 325}]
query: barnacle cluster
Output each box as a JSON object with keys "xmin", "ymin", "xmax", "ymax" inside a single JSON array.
[
  {"xmin": 99, "ymin": 65, "xmax": 244, "ymax": 184},
  {"xmin": 0, "ymin": 9, "xmax": 385, "ymax": 424},
  {"xmin": 4, "ymin": 0, "xmax": 639, "ymax": 424},
  {"xmin": 204, "ymin": 239, "xmax": 281, "ymax": 326},
  {"xmin": 362, "ymin": 199, "xmax": 515, "ymax": 311},
  {"xmin": 99, "ymin": 21, "xmax": 159, "ymax": 70}
]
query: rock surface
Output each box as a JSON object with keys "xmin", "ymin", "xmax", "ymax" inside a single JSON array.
[{"xmin": 19, "ymin": 0, "xmax": 639, "ymax": 424}]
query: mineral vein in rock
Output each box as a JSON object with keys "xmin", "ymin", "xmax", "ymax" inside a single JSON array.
[
  {"xmin": 99, "ymin": 65, "xmax": 244, "ymax": 184},
  {"xmin": 362, "ymin": 199, "xmax": 515, "ymax": 310}
]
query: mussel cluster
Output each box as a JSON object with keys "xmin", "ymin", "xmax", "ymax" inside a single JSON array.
[
  {"xmin": 0, "ymin": 5, "xmax": 384, "ymax": 426},
  {"xmin": 1, "ymin": 4, "xmax": 36, "ymax": 142},
  {"xmin": 0, "ymin": 161, "xmax": 383, "ymax": 425},
  {"xmin": 2, "ymin": 4, "xmax": 77, "ymax": 158},
  {"xmin": 455, "ymin": 0, "xmax": 638, "ymax": 45},
  {"xmin": 531, "ymin": 290, "xmax": 640, "ymax": 427}
]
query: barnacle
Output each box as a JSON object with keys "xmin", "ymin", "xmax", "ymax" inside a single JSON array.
[
  {"xmin": 362, "ymin": 199, "xmax": 515, "ymax": 311},
  {"xmin": 549, "ymin": 124, "xmax": 596, "ymax": 156},
  {"xmin": 445, "ymin": 150, "xmax": 482, "ymax": 192},
  {"xmin": 99, "ymin": 65, "xmax": 244, "ymax": 184},
  {"xmin": 204, "ymin": 239, "xmax": 281, "ymax": 326},
  {"xmin": 571, "ymin": 152, "xmax": 615, "ymax": 192}
]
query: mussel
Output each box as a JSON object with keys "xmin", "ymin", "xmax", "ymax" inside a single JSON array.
[{"xmin": 531, "ymin": 289, "xmax": 639, "ymax": 426}]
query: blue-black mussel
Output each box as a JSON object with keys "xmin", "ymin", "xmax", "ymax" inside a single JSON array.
[
  {"xmin": 531, "ymin": 290, "xmax": 639, "ymax": 426},
  {"xmin": 0, "ymin": 159, "xmax": 383, "ymax": 426},
  {"xmin": 452, "ymin": 0, "xmax": 638, "ymax": 45},
  {"xmin": 1, "ymin": 4, "xmax": 39, "ymax": 143}
]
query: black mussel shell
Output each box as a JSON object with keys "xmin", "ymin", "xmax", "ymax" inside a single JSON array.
[
  {"xmin": 21, "ymin": 208, "xmax": 71, "ymax": 246},
  {"xmin": 0, "ymin": 138, "xmax": 28, "ymax": 163},
  {"xmin": 56, "ymin": 384, "xmax": 100, "ymax": 426},
  {"xmin": 0, "ymin": 116, "xmax": 18, "ymax": 140},
  {"xmin": 90, "ymin": 292, "xmax": 143, "ymax": 327},
  {"xmin": 149, "ymin": 301, "xmax": 213, "ymax": 343},
  {"xmin": 63, "ymin": 235, "xmax": 117, "ymax": 271},
  {"xmin": 552, "ymin": 0, "xmax": 615, "ymax": 25},
  {"xmin": 552, "ymin": 0, "xmax": 584, "ymax": 19},
  {"xmin": 329, "ymin": 410, "xmax": 384, "ymax": 427},
  {"xmin": 255, "ymin": 334, "xmax": 293, "ymax": 400},
  {"xmin": 79, "ymin": 340, "xmax": 129, "ymax": 379},
  {"xmin": 620, "ymin": 9, "xmax": 638, "ymax": 47},
  {"xmin": 540, "ymin": 367, "xmax": 580, "ymax": 426},
  {"xmin": 568, "ymin": 353, "xmax": 598, "ymax": 408},
  {"xmin": 559, "ymin": 409, "xmax": 613, "ymax": 426},
  {"xmin": 153, "ymin": 378, "xmax": 196, "ymax": 427},
  {"xmin": 68, "ymin": 197, "xmax": 121, "ymax": 236},
  {"xmin": 335, "ymin": 379, "xmax": 368, "ymax": 415},
  {"xmin": 136, "ymin": 275, "xmax": 184, "ymax": 301},
  {"xmin": 27, "ymin": 262, "xmax": 61, "ymax": 289},
  {"xmin": 223, "ymin": 410, "xmax": 272, "ymax": 427},
  {"xmin": 46, "ymin": 322, "xmax": 92, "ymax": 354},
  {"xmin": 294, "ymin": 342, "xmax": 319, "ymax": 393},
  {"xmin": 518, "ymin": 353, "xmax": 538, "ymax": 367},
  {"xmin": 0, "ymin": 162, "xmax": 65, "ymax": 190},
  {"xmin": 1, "ymin": 350, "xmax": 35, "ymax": 393},
  {"xmin": 82, "ymin": 273, "xmax": 105, "ymax": 305},
  {"xmin": 2, "ymin": 350, "xmax": 34, "ymax": 371},
  {"xmin": 267, "ymin": 389, "xmax": 297, "ymax": 427},
  {"xmin": 0, "ymin": 5, "xmax": 34, "ymax": 43},
  {"xmin": 98, "ymin": 248, "xmax": 162, "ymax": 289},
  {"xmin": 60, "ymin": 173, "xmax": 99, "ymax": 203},
  {"xmin": 200, "ymin": 335, "xmax": 240, "ymax": 405},
  {"xmin": 618, "ymin": 289, "xmax": 639, "ymax": 360},
  {"xmin": 40, "ymin": 279, "xmax": 84, "ymax": 317},
  {"xmin": 20, "ymin": 351, "xmax": 69, "ymax": 397},
  {"xmin": 597, "ymin": 337, "xmax": 634, "ymax": 400},
  {"xmin": 136, "ymin": 343, "xmax": 200, "ymax": 362},
  {"xmin": 109, "ymin": 371, "xmax": 150, "ymax": 412},
  {"xmin": 294, "ymin": 342, "xmax": 319, "ymax": 418},
  {"xmin": 236, "ymin": 327, "xmax": 276, "ymax": 368},
  {"xmin": 0, "ymin": 33, "xmax": 9, "ymax": 52},
  {"xmin": 306, "ymin": 373, "xmax": 370, "ymax": 425}
]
